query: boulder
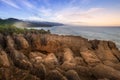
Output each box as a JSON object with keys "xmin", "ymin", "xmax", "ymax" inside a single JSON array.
[
  {"xmin": 14, "ymin": 34, "xmax": 29, "ymax": 49},
  {"xmin": 65, "ymin": 70, "xmax": 81, "ymax": 80},
  {"xmin": 46, "ymin": 70, "xmax": 67, "ymax": 80},
  {"xmin": 61, "ymin": 61, "xmax": 76, "ymax": 71},
  {"xmin": 75, "ymin": 66, "xmax": 93, "ymax": 80},
  {"xmin": 55, "ymin": 67, "xmax": 66, "ymax": 76},
  {"xmin": 96, "ymin": 41, "xmax": 119, "ymax": 63},
  {"xmin": 0, "ymin": 51, "xmax": 10, "ymax": 67},
  {"xmin": 29, "ymin": 52, "xmax": 46, "ymax": 64},
  {"xmin": 91, "ymin": 64, "xmax": 120, "ymax": 80},
  {"xmin": 63, "ymin": 48, "xmax": 74, "ymax": 62},
  {"xmin": 108, "ymin": 41, "xmax": 117, "ymax": 49},
  {"xmin": 44, "ymin": 53, "xmax": 58, "ymax": 69},
  {"xmin": 10, "ymin": 67, "xmax": 40, "ymax": 80},
  {"xmin": 75, "ymin": 66, "xmax": 92, "ymax": 77},
  {"xmin": 30, "ymin": 34, "xmax": 41, "ymax": 50},
  {"xmin": 11, "ymin": 49, "xmax": 32, "ymax": 70},
  {"xmin": 80, "ymin": 50, "xmax": 101, "ymax": 66},
  {"xmin": 111, "ymin": 49, "xmax": 120, "ymax": 61},
  {"xmin": 31, "ymin": 63, "xmax": 46, "ymax": 80},
  {"xmin": 103, "ymin": 60, "xmax": 120, "ymax": 71},
  {"xmin": 0, "ymin": 68, "xmax": 11, "ymax": 80},
  {"xmin": 6, "ymin": 36, "xmax": 15, "ymax": 49},
  {"xmin": 74, "ymin": 57, "xmax": 87, "ymax": 66}
]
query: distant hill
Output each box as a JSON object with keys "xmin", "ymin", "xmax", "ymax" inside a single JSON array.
[
  {"xmin": 0, "ymin": 18, "xmax": 64, "ymax": 27},
  {"xmin": 0, "ymin": 18, "xmax": 21, "ymax": 25}
]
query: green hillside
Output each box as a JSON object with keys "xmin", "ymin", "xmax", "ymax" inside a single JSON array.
[{"xmin": 0, "ymin": 24, "xmax": 50, "ymax": 35}]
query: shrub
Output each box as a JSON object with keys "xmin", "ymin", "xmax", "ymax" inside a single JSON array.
[{"xmin": 0, "ymin": 24, "xmax": 50, "ymax": 35}]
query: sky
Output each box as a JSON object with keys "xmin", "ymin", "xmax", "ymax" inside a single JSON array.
[{"xmin": 0, "ymin": 0, "xmax": 120, "ymax": 26}]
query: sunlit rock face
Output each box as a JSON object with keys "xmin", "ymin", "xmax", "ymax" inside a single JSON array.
[{"xmin": 0, "ymin": 33, "xmax": 120, "ymax": 80}]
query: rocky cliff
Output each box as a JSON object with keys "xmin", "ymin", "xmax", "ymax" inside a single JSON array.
[{"xmin": 0, "ymin": 32, "xmax": 120, "ymax": 80}]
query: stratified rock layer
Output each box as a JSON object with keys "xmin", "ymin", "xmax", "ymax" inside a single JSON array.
[{"xmin": 0, "ymin": 33, "xmax": 120, "ymax": 80}]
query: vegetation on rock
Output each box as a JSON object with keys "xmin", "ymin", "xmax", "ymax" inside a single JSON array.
[{"xmin": 0, "ymin": 24, "xmax": 50, "ymax": 35}]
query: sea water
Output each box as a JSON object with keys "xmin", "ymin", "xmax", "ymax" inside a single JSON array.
[{"xmin": 28, "ymin": 26, "xmax": 120, "ymax": 49}]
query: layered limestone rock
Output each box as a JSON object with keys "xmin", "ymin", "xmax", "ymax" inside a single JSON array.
[
  {"xmin": 80, "ymin": 50, "xmax": 101, "ymax": 67},
  {"xmin": 44, "ymin": 53, "xmax": 58, "ymax": 69},
  {"xmin": 65, "ymin": 70, "xmax": 81, "ymax": 80},
  {"xmin": 91, "ymin": 64, "xmax": 120, "ymax": 80},
  {"xmin": 14, "ymin": 34, "xmax": 29, "ymax": 49},
  {"xmin": 0, "ymin": 33, "xmax": 120, "ymax": 80},
  {"xmin": 0, "ymin": 50, "xmax": 10, "ymax": 67},
  {"xmin": 29, "ymin": 52, "xmax": 46, "ymax": 64},
  {"xmin": 46, "ymin": 70, "xmax": 67, "ymax": 80},
  {"xmin": 63, "ymin": 48, "xmax": 74, "ymax": 62},
  {"xmin": 90, "ymin": 40, "xmax": 119, "ymax": 63}
]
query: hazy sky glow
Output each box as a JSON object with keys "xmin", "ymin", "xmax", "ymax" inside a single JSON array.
[{"xmin": 0, "ymin": 0, "xmax": 120, "ymax": 26}]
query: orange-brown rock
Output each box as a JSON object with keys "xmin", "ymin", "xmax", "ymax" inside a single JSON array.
[
  {"xmin": 63, "ymin": 48, "xmax": 74, "ymax": 62},
  {"xmin": 92, "ymin": 40, "xmax": 119, "ymax": 63},
  {"xmin": 65, "ymin": 70, "xmax": 81, "ymax": 80},
  {"xmin": 61, "ymin": 61, "xmax": 76, "ymax": 71},
  {"xmin": 44, "ymin": 53, "xmax": 58, "ymax": 69},
  {"xmin": 74, "ymin": 57, "xmax": 87, "ymax": 66},
  {"xmin": 80, "ymin": 50, "xmax": 101, "ymax": 66},
  {"xmin": 103, "ymin": 60, "xmax": 120, "ymax": 71},
  {"xmin": 0, "ymin": 51, "xmax": 10, "ymax": 67},
  {"xmin": 97, "ymin": 78, "xmax": 110, "ymax": 80},
  {"xmin": 46, "ymin": 70, "xmax": 67, "ymax": 80},
  {"xmin": 0, "ymin": 33, "xmax": 120, "ymax": 80},
  {"xmin": 91, "ymin": 64, "xmax": 120, "ymax": 80},
  {"xmin": 29, "ymin": 52, "xmax": 46, "ymax": 64},
  {"xmin": 14, "ymin": 34, "xmax": 29, "ymax": 49}
]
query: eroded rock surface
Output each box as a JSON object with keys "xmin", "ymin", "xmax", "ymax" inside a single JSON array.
[{"xmin": 0, "ymin": 33, "xmax": 120, "ymax": 80}]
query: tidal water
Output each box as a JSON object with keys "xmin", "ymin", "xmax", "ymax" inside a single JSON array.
[{"xmin": 28, "ymin": 26, "xmax": 120, "ymax": 49}]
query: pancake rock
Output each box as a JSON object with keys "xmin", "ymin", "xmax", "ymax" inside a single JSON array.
[{"xmin": 0, "ymin": 33, "xmax": 120, "ymax": 80}]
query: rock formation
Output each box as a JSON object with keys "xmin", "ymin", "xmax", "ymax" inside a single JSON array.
[{"xmin": 0, "ymin": 33, "xmax": 120, "ymax": 80}]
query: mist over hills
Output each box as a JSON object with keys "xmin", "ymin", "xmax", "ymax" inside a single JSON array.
[{"xmin": 0, "ymin": 18, "xmax": 64, "ymax": 27}]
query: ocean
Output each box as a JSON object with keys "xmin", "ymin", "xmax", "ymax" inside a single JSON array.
[{"xmin": 28, "ymin": 26, "xmax": 120, "ymax": 49}]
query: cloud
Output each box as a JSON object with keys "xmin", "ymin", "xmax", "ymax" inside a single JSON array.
[
  {"xmin": 39, "ymin": 7, "xmax": 52, "ymax": 16},
  {"xmin": 21, "ymin": 0, "xmax": 35, "ymax": 9},
  {"xmin": 27, "ymin": 6, "xmax": 105, "ymax": 26},
  {"xmin": 27, "ymin": 16, "xmax": 45, "ymax": 21},
  {"xmin": 68, "ymin": 0, "xmax": 92, "ymax": 6},
  {"xmin": 24, "ymin": 4, "xmax": 104, "ymax": 24},
  {"xmin": 49, "ymin": 7, "xmax": 105, "ymax": 24},
  {"xmin": 85, "ymin": 8, "xmax": 104, "ymax": 14},
  {"xmin": 1, "ymin": 0, "xmax": 20, "ymax": 9}
]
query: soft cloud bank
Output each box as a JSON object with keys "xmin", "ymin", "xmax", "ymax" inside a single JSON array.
[{"xmin": 0, "ymin": 0, "xmax": 120, "ymax": 26}]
